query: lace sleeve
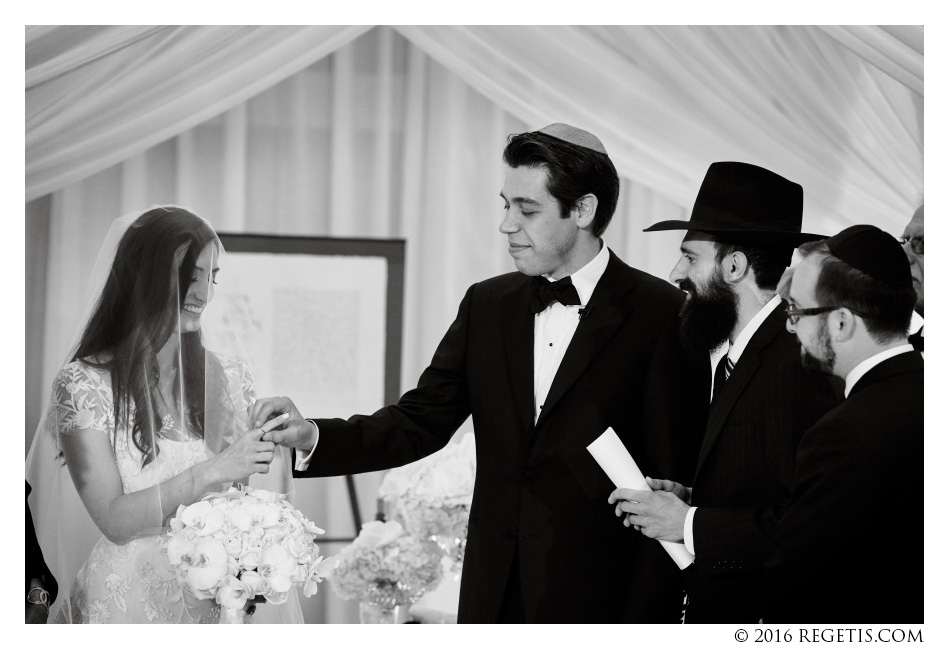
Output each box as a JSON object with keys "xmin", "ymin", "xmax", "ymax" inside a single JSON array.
[{"xmin": 50, "ymin": 362, "xmax": 113, "ymax": 441}]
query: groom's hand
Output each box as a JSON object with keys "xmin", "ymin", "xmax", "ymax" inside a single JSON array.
[{"xmin": 250, "ymin": 397, "xmax": 317, "ymax": 451}]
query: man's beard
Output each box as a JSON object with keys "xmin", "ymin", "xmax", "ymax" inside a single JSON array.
[
  {"xmin": 678, "ymin": 271, "xmax": 738, "ymax": 354},
  {"xmin": 800, "ymin": 317, "xmax": 836, "ymax": 374}
]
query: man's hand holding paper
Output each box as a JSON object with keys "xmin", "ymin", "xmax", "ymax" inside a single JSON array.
[
  {"xmin": 644, "ymin": 476, "xmax": 691, "ymax": 503},
  {"xmin": 587, "ymin": 427, "xmax": 694, "ymax": 569},
  {"xmin": 609, "ymin": 486, "xmax": 689, "ymax": 541}
]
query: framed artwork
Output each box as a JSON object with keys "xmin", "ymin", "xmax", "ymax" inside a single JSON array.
[{"xmin": 212, "ymin": 233, "xmax": 405, "ymax": 542}]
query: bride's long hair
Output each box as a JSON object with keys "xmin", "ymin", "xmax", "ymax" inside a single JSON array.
[{"xmin": 71, "ymin": 206, "xmax": 224, "ymax": 465}]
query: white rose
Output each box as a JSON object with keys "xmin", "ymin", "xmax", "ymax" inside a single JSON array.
[
  {"xmin": 378, "ymin": 466, "xmax": 416, "ymax": 499},
  {"xmin": 239, "ymin": 570, "xmax": 266, "ymax": 596},
  {"xmin": 222, "ymin": 532, "xmax": 244, "ymax": 558},
  {"xmin": 353, "ymin": 520, "xmax": 403, "ymax": 550},
  {"xmin": 428, "ymin": 455, "xmax": 476, "ymax": 501},
  {"xmin": 216, "ymin": 575, "xmax": 252, "ymax": 609},
  {"xmin": 239, "ymin": 549, "xmax": 261, "ymax": 570}
]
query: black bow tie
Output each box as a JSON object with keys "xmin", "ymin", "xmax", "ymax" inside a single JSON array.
[
  {"xmin": 909, "ymin": 328, "xmax": 924, "ymax": 352},
  {"xmin": 531, "ymin": 275, "xmax": 581, "ymax": 314}
]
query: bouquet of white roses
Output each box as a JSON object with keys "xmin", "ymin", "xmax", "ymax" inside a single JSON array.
[
  {"xmin": 378, "ymin": 432, "xmax": 475, "ymax": 561},
  {"xmin": 166, "ymin": 486, "xmax": 338, "ymax": 621},
  {"xmin": 329, "ymin": 520, "xmax": 443, "ymax": 605}
]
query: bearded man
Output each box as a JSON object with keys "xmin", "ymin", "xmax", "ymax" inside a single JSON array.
[{"xmin": 610, "ymin": 162, "xmax": 840, "ymax": 622}]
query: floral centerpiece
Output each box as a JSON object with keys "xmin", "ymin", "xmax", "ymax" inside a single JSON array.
[
  {"xmin": 165, "ymin": 486, "xmax": 338, "ymax": 623},
  {"xmin": 329, "ymin": 520, "xmax": 443, "ymax": 623},
  {"xmin": 377, "ymin": 432, "xmax": 476, "ymax": 563}
]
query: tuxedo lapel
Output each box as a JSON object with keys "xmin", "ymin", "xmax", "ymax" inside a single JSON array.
[
  {"xmin": 500, "ymin": 277, "xmax": 538, "ymax": 436},
  {"xmin": 536, "ymin": 252, "xmax": 635, "ymax": 430},
  {"xmin": 694, "ymin": 305, "xmax": 787, "ymax": 477}
]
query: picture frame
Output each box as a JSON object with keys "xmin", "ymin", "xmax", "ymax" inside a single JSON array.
[{"xmin": 216, "ymin": 232, "xmax": 406, "ymax": 540}]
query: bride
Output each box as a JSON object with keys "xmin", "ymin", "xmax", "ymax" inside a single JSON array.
[{"xmin": 26, "ymin": 206, "xmax": 303, "ymax": 623}]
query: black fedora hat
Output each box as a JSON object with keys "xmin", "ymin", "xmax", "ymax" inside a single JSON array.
[{"xmin": 644, "ymin": 161, "xmax": 824, "ymax": 247}]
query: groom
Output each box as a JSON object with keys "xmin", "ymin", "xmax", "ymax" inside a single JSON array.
[{"xmin": 254, "ymin": 124, "xmax": 709, "ymax": 622}]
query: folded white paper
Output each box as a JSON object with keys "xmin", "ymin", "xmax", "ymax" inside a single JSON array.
[{"xmin": 587, "ymin": 427, "xmax": 695, "ymax": 570}]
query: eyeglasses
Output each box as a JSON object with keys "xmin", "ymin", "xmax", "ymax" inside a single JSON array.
[
  {"xmin": 785, "ymin": 305, "xmax": 865, "ymax": 325},
  {"xmin": 899, "ymin": 236, "xmax": 924, "ymax": 256}
]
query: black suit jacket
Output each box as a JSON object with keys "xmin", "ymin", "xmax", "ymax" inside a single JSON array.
[
  {"xmin": 296, "ymin": 251, "xmax": 709, "ymax": 622},
  {"xmin": 765, "ymin": 352, "xmax": 923, "ymax": 623},
  {"xmin": 26, "ymin": 481, "xmax": 58, "ymax": 604},
  {"xmin": 686, "ymin": 304, "xmax": 840, "ymax": 623}
]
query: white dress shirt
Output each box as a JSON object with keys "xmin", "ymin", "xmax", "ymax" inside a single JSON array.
[
  {"xmin": 684, "ymin": 294, "xmax": 783, "ymax": 554},
  {"xmin": 533, "ymin": 243, "xmax": 610, "ymax": 423},
  {"xmin": 297, "ymin": 242, "xmax": 610, "ymax": 472}
]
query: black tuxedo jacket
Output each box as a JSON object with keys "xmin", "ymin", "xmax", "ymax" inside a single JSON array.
[
  {"xmin": 685, "ymin": 304, "xmax": 840, "ymax": 623},
  {"xmin": 295, "ymin": 251, "xmax": 709, "ymax": 622},
  {"xmin": 765, "ymin": 352, "xmax": 924, "ymax": 623}
]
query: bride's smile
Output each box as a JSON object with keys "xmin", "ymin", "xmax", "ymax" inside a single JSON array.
[{"xmin": 179, "ymin": 242, "xmax": 218, "ymax": 333}]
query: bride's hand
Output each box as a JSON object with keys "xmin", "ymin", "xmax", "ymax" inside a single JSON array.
[
  {"xmin": 250, "ymin": 397, "xmax": 316, "ymax": 451},
  {"xmin": 204, "ymin": 427, "xmax": 275, "ymax": 485}
]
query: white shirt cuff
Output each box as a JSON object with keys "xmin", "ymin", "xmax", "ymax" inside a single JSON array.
[
  {"xmin": 684, "ymin": 506, "xmax": 697, "ymax": 555},
  {"xmin": 293, "ymin": 421, "xmax": 320, "ymax": 471}
]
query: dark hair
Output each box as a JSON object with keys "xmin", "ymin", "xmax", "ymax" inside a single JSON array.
[
  {"xmin": 73, "ymin": 207, "xmax": 223, "ymax": 465},
  {"xmin": 712, "ymin": 241, "xmax": 790, "ymax": 291},
  {"xmin": 502, "ymin": 131, "xmax": 619, "ymax": 237},
  {"xmin": 804, "ymin": 241, "xmax": 917, "ymax": 343}
]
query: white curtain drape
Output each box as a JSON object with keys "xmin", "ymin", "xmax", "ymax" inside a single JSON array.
[
  {"xmin": 396, "ymin": 25, "xmax": 922, "ymax": 236},
  {"xmin": 26, "ymin": 25, "xmax": 373, "ymax": 201},
  {"xmin": 25, "ymin": 25, "xmax": 923, "ymax": 623},
  {"xmin": 27, "ymin": 26, "xmax": 922, "ymax": 230}
]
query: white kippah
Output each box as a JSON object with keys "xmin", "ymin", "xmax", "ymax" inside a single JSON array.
[{"xmin": 537, "ymin": 123, "xmax": 608, "ymax": 155}]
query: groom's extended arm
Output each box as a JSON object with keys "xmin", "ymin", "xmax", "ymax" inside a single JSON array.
[{"xmin": 254, "ymin": 285, "xmax": 477, "ymax": 478}]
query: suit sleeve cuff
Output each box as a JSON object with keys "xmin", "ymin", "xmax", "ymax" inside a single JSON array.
[
  {"xmin": 293, "ymin": 420, "xmax": 320, "ymax": 471},
  {"xmin": 684, "ymin": 506, "xmax": 697, "ymax": 555}
]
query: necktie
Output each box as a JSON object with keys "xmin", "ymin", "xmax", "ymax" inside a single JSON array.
[
  {"xmin": 908, "ymin": 327, "xmax": 924, "ymax": 352},
  {"xmin": 712, "ymin": 355, "xmax": 735, "ymax": 402},
  {"xmin": 530, "ymin": 275, "xmax": 581, "ymax": 314}
]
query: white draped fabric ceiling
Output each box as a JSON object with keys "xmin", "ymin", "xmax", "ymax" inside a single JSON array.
[{"xmin": 24, "ymin": 25, "xmax": 923, "ymax": 622}]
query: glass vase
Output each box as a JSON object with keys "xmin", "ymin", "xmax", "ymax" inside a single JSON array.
[{"xmin": 358, "ymin": 582, "xmax": 414, "ymax": 624}]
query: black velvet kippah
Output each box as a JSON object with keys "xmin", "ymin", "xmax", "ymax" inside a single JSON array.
[{"xmin": 825, "ymin": 224, "xmax": 912, "ymax": 288}]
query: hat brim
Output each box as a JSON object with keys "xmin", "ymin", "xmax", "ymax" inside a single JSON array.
[{"xmin": 643, "ymin": 219, "xmax": 825, "ymax": 247}]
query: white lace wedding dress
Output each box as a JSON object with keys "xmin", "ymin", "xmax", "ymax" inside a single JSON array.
[{"xmin": 50, "ymin": 355, "xmax": 302, "ymax": 623}]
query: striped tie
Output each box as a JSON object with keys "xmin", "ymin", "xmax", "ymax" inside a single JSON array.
[{"xmin": 712, "ymin": 356, "xmax": 735, "ymax": 401}]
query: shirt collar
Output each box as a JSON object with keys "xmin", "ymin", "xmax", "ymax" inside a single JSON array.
[
  {"xmin": 844, "ymin": 344, "xmax": 915, "ymax": 398},
  {"xmin": 544, "ymin": 241, "xmax": 609, "ymax": 306},
  {"xmin": 724, "ymin": 294, "xmax": 783, "ymax": 365}
]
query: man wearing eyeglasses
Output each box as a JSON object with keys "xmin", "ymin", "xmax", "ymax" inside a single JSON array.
[
  {"xmin": 765, "ymin": 224, "xmax": 922, "ymax": 622},
  {"xmin": 901, "ymin": 204, "xmax": 924, "ymax": 352},
  {"xmin": 610, "ymin": 162, "xmax": 840, "ymax": 622}
]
